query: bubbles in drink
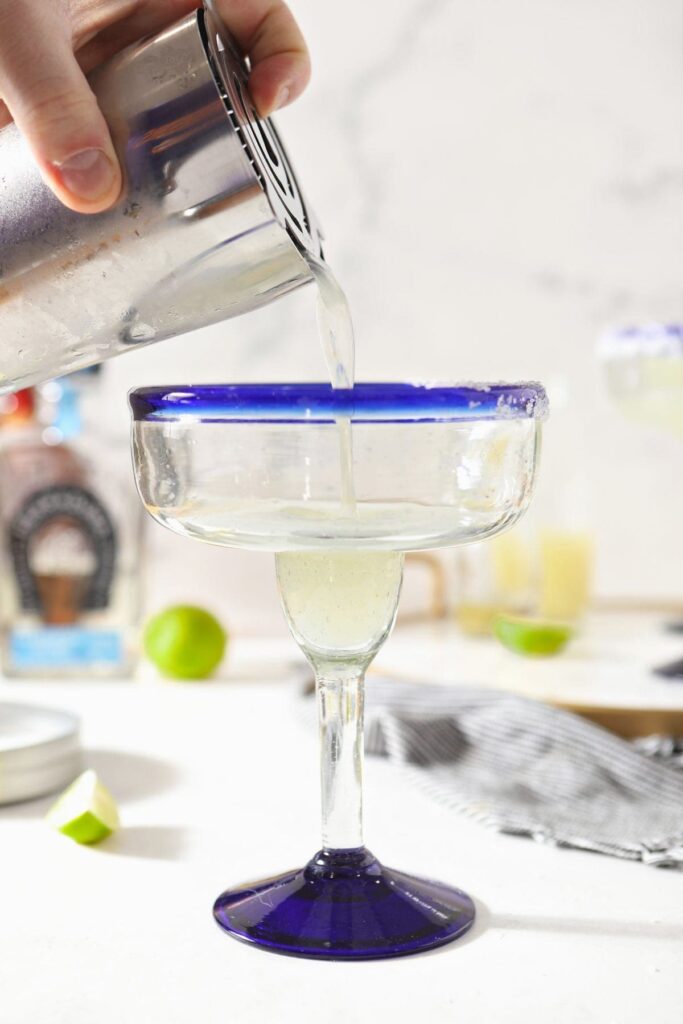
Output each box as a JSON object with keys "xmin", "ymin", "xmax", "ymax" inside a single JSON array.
[{"xmin": 276, "ymin": 549, "xmax": 403, "ymax": 658}]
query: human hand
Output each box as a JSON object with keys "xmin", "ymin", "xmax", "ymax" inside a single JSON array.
[{"xmin": 0, "ymin": 0, "xmax": 310, "ymax": 213}]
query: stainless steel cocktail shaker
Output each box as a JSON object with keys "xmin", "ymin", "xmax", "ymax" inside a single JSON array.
[{"xmin": 0, "ymin": 3, "xmax": 323, "ymax": 393}]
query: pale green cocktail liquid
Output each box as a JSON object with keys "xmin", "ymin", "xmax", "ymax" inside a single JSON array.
[{"xmin": 276, "ymin": 549, "xmax": 404, "ymax": 657}]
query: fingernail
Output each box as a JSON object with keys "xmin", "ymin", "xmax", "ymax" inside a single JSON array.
[
  {"xmin": 54, "ymin": 148, "xmax": 117, "ymax": 202},
  {"xmin": 274, "ymin": 85, "xmax": 291, "ymax": 111}
]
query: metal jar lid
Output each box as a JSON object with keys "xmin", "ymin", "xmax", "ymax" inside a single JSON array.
[{"xmin": 0, "ymin": 703, "xmax": 81, "ymax": 805}]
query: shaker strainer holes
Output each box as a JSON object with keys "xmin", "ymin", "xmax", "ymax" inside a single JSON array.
[
  {"xmin": 232, "ymin": 72, "xmax": 285, "ymax": 186},
  {"xmin": 253, "ymin": 119, "xmax": 280, "ymax": 170}
]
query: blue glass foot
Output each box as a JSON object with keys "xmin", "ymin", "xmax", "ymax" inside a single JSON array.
[{"xmin": 213, "ymin": 847, "xmax": 475, "ymax": 959}]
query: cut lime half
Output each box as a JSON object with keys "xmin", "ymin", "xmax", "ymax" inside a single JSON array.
[
  {"xmin": 493, "ymin": 614, "xmax": 574, "ymax": 657},
  {"xmin": 46, "ymin": 769, "xmax": 120, "ymax": 845}
]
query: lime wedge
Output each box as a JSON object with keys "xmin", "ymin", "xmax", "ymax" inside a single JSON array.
[
  {"xmin": 493, "ymin": 614, "xmax": 574, "ymax": 657},
  {"xmin": 46, "ymin": 769, "xmax": 120, "ymax": 844}
]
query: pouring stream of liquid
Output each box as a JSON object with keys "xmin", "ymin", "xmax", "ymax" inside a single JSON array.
[{"xmin": 304, "ymin": 253, "xmax": 357, "ymax": 512}]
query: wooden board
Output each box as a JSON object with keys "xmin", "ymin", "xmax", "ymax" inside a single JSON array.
[{"xmin": 375, "ymin": 612, "xmax": 683, "ymax": 739}]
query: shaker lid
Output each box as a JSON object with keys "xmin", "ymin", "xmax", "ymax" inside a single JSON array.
[{"xmin": 201, "ymin": 2, "xmax": 323, "ymax": 260}]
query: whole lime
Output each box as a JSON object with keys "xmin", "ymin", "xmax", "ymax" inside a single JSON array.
[{"xmin": 143, "ymin": 605, "xmax": 227, "ymax": 680}]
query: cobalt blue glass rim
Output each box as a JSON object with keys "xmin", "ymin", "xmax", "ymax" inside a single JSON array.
[{"xmin": 129, "ymin": 382, "xmax": 548, "ymax": 424}]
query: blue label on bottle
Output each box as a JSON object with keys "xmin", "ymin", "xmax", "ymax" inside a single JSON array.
[{"xmin": 10, "ymin": 628, "xmax": 123, "ymax": 668}]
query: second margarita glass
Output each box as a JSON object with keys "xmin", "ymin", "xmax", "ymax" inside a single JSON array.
[
  {"xmin": 129, "ymin": 382, "xmax": 547, "ymax": 959},
  {"xmin": 599, "ymin": 324, "xmax": 683, "ymax": 676}
]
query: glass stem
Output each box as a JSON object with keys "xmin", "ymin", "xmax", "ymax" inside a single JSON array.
[{"xmin": 316, "ymin": 667, "xmax": 365, "ymax": 851}]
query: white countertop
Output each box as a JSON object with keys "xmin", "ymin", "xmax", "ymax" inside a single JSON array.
[{"xmin": 1, "ymin": 625, "xmax": 682, "ymax": 1024}]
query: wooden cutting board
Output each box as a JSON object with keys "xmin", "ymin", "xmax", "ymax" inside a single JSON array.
[{"xmin": 375, "ymin": 611, "xmax": 683, "ymax": 739}]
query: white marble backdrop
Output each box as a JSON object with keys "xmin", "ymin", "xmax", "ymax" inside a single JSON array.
[{"xmin": 100, "ymin": 0, "xmax": 683, "ymax": 631}]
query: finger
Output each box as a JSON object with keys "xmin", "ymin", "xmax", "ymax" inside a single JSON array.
[
  {"xmin": 215, "ymin": 0, "xmax": 310, "ymax": 115},
  {"xmin": 0, "ymin": 2, "xmax": 121, "ymax": 213},
  {"xmin": 0, "ymin": 98, "xmax": 11, "ymax": 128}
]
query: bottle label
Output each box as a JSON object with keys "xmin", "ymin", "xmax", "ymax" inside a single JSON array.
[
  {"xmin": 9, "ymin": 627, "xmax": 123, "ymax": 668},
  {"xmin": 9, "ymin": 484, "xmax": 117, "ymax": 616}
]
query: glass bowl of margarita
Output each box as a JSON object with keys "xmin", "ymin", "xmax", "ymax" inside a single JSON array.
[
  {"xmin": 129, "ymin": 382, "xmax": 547, "ymax": 553},
  {"xmin": 599, "ymin": 323, "xmax": 683, "ymax": 437}
]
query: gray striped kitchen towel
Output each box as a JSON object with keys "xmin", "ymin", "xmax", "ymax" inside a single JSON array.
[{"xmin": 315, "ymin": 677, "xmax": 683, "ymax": 867}]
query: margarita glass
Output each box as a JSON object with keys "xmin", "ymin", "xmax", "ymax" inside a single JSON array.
[
  {"xmin": 599, "ymin": 324, "xmax": 683, "ymax": 438},
  {"xmin": 129, "ymin": 382, "xmax": 547, "ymax": 959},
  {"xmin": 599, "ymin": 323, "xmax": 683, "ymax": 675}
]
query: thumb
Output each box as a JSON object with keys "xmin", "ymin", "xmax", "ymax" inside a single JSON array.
[
  {"xmin": 214, "ymin": 0, "xmax": 310, "ymax": 116},
  {"xmin": 0, "ymin": 7, "xmax": 122, "ymax": 214}
]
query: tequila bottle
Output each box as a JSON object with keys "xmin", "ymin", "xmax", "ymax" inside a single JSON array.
[{"xmin": 0, "ymin": 371, "xmax": 143, "ymax": 677}]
